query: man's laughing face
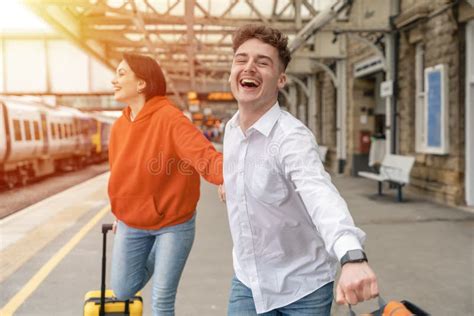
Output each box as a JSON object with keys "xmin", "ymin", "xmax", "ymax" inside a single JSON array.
[{"xmin": 230, "ymin": 38, "xmax": 287, "ymax": 110}]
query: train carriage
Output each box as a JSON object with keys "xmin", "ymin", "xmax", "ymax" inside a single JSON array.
[
  {"xmin": 0, "ymin": 97, "xmax": 115, "ymax": 188},
  {"xmin": 0, "ymin": 98, "xmax": 50, "ymax": 187},
  {"xmin": 90, "ymin": 113, "xmax": 114, "ymax": 162}
]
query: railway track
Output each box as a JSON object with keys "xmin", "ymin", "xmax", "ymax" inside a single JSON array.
[{"xmin": 0, "ymin": 162, "xmax": 109, "ymax": 219}]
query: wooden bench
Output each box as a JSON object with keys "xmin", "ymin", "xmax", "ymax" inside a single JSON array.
[{"xmin": 358, "ymin": 154, "xmax": 415, "ymax": 202}]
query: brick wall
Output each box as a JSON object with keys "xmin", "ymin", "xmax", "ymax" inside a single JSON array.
[{"xmin": 397, "ymin": 6, "xmax": 465, "ymax": 205}]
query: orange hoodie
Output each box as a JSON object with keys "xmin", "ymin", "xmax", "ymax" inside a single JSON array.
[{"xmin": 108, "ymin": 96, "xmax": 223, "ymax": 229}]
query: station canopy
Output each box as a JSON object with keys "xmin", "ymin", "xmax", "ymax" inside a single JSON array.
[{"xmin": 21, "ymin": 0, "xmax": 329, "ymax": 96}]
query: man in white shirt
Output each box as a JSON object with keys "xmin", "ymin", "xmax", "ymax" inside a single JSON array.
[{"xmin": 220, "ymin": 24, "xmax": 379, "ymax": 315}]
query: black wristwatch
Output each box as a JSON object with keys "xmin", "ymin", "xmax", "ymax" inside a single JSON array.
[{"xmin": 340, "ymin": 249, "xmax": 368, "ymax": 267}]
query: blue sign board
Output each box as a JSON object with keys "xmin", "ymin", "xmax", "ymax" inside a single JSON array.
[
  {"xmin": 424, "ymin": 64, "xmax": 448, "ymax": 154},
  {"xmin": 427, "ymin": 70, "xmax": 442, "ymax": 147}
]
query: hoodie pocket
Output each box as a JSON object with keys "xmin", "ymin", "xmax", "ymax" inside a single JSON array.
[{"xmin": 110, "ymin": 195, "xmax": 164, "ymax": 227}]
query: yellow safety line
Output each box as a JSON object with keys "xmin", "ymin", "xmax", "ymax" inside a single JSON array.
[{"xmin": 0, "ymin": 205, "xmax": 110, "ymax": 316}]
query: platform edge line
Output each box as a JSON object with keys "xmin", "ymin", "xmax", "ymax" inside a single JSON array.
[{"xmin": 0, "ymin": 205, "xmax": 110, "ymax": 316}]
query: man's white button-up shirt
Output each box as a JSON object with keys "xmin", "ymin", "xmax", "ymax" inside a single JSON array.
[{"xmin": 223, "ymin": 102, "xmax": 366, "ymax": 313}]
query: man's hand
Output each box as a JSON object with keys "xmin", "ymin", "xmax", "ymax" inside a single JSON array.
[
  {"xmin": 218, "ymin": 184, "xmax": 226, "ymax": 202},
  {"xmin": 336, "ymin": 261, "xmax": 378, "ymax": 305}
]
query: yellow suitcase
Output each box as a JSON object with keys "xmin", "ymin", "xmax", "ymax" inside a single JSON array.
[
  {"xmin": 83, "ymin": 224, "xmax": 143, "ymax": 316},
  {"xmin": 83, "ymin": 290, "xmax": 142, "ymax": 316}
]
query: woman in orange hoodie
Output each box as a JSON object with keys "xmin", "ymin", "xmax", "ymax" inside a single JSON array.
[{"xmin": 109, "ymin": 53, "xmax": 223, "ymax": 315}]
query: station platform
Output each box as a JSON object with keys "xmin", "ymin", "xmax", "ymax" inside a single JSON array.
[{"xmin": 1, "ymin": 172, "xmax": 473, "ymax": 315}]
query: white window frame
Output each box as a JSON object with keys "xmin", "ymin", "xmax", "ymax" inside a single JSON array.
[
  {"xmin": 415, "ymin": 43, "xmax": 425, "ymax": 153},
  {"xmin": 423, "ymin": 64, "xmax": 449, "ymax": 155}
]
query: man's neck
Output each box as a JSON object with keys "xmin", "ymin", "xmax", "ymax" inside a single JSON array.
[{"xmin": 238, "ymin": 100, "xmax": 276, "ymax": 133}]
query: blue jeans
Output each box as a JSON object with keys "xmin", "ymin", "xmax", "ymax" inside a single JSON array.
[
  {"xmin": 228, "ymin": 276, "xmax": 333, "ymax": 316},
  {"xmin": 111, "ymin": 215, "xmax": 195, "ymax": 316}
]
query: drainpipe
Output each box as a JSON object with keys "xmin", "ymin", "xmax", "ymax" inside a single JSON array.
[{"xmin": 391, "ymin": 0, "xmax": 401, "ymax": 154}]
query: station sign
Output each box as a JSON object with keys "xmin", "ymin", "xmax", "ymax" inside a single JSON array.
[
  {"xmin": 185, "ymin": 92, "xmax": 234, "ymax": 102},
  {"xmin": 380, "ymin": 80, "xmax": 393, "ymax": 97},
  {"xmin": 207, "ymin": 92, "xmax": 234, "ymax": 101},
  {"xmin": 187, "ymin": 91, "xmax": 198, "ymax": 100}
]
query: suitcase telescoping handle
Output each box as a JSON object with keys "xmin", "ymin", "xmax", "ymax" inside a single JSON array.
[
  {"xmin": 100, "ymin": 223, "xmax": 130, "ymax": 316},
  {"xmin": 348, "ymin": 296, "xmax": 386, "ymax": 316}
]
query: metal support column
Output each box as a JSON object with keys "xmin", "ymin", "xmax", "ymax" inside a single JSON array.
[
  {"xmin": 288, "ymin": 84, "xmax": 298, "ymax": 116},
  {"xmin": 384, "ymin": 33, "xmax": 396, "ymax": 154},
  {"xmin": 466, "ymin": 20, "xmax": 474, "ymax": 206},
  {"xmin": 307, "ymin": 74, "xmax": 318, "ymax": 137},
  {"xmin": 336, "ymin": 59, "xmax": 347, "ymax": 173}
]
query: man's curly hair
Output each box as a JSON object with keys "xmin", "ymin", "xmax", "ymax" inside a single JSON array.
[{"xmin": 232, "ymin": 24, "xmax": 292, "ymax": 71}]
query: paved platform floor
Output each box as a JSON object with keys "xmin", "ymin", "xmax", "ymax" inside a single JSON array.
[{"xmin": 0, "ymin": 172, "xmax": 473, "ymax": 315}]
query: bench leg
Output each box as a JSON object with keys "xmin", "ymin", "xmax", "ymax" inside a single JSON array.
[
  {"xmin": 378, "ymin": 182, "xmax": 383, "ymax": 195},
  {"xmin": 397, "ymin": 185, "xmax": 403, "ymax": 202}
]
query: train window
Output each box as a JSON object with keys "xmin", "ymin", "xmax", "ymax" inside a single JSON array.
[
  {"xmin": 59, "ymin": 124, "xmax": 64, "ymax": 139},
  {"xmin": 33, "ymin": 121, "xmax": 41, "ymax": 140},
  {"xmin": 64, "ymin": 123, "xmax": 69, "ymax": 138},
  {"xmin": 24, "ymin": 120, "xmax": 32, "ymax": 141},
  {"xmin": 50, "ymin": 123, "xmax": 54, "ymax": 139},
  {"xmin": 13, "ymin": 120, "xmax": 22, "ymax": 141},
  {"xmin": 68, "ymin": 124, "xmax": 72, "ymax": 137}
]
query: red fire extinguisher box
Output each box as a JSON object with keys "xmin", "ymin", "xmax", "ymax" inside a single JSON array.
[{"xmin": 359, "ymin": 130, "xmax": 371, "ymax": 154}]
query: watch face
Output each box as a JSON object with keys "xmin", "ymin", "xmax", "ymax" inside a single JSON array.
[
  {"xmin": 348, "ymin": 250, "xmax": 366, "ymax": 261},
  {"xmin": 341, "ymin": 250, "xmax": 367, "ymax": 266}
]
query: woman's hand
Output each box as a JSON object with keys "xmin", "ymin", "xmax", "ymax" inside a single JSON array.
[
  {"xmin": 112, "ymin": 219, "xmax": 118, "ymax": 234},
  {"xmin": 218, "ymin": 184, "xmax": 226, "ymax": 202}
]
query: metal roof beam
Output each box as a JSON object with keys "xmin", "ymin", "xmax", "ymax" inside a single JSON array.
[
  {"xmin": 82, "ymin": 15, "xmax": 310, "ymax": 30},
  {"xmin": 185, "ymin": 0, "xmax": 196, "ymax": 91},
  {"xmin": 22, "ymin": 0, "xmax": 114, "ymax": 70},
  {"xmin": 244, "ymin": 0, "xmax": 270, "ymax": 24},
  {"xmin": 220, "ymin": 0, "xmax": 240, "ymax": 18},
  {"xmin": 289, "ymin": 0, "xmax": 351, "ymax": 53},
  {"xmin": 128, "ymin": 0, "xmax": 185, "ymax": 107}
]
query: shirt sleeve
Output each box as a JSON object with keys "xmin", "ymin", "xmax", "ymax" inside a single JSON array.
[
  {"xmin": 278, "ymin": 126, "xmax": 365, "ymax": 261},
  {"xmin": 171, "ymin": 115, "xmax": 223, "ymax": 185}
]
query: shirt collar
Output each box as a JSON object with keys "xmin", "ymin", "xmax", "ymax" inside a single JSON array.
[
  {"xmin": 250, "ymin": 102, "xmax": 281, "ymax": 137},
  {"xmin": 229, "ymin": 102, "xmax": 281, "ymax": 138},
  {"xmin": 228, "ymin": 111, "xmax": 240, "ymax": 129}
]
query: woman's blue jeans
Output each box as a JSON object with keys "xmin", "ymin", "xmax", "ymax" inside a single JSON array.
[
  {"xmin": 111, "ymin": 215, "xmax": 195, "ymax": 316},
  {"xmin": 228, "ymin": 276, "xmax": 334, "ymax": 316}
]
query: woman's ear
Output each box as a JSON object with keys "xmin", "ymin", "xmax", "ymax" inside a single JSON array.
[{"xmin": 137, "ymin": 80, "xmax": 147, "ymax": 93}]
